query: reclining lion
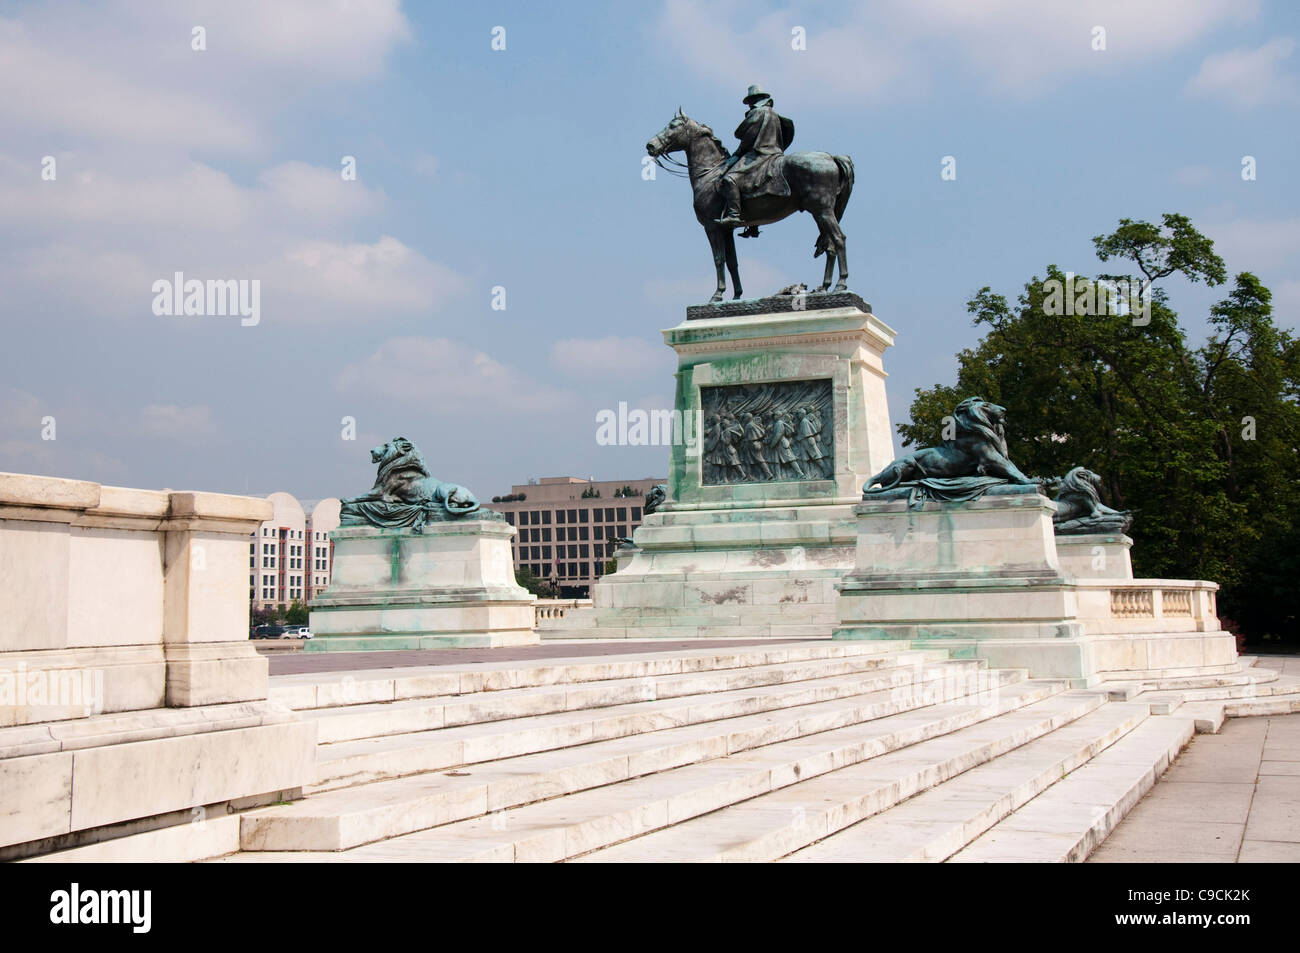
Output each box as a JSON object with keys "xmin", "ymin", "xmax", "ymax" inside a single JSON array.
[
  {"xmin": 340, "ymin": 437, "xmax": 481, "ymax": 529},
  {"xmin": 865, "ymin": 397, "xmax": 1036, "ymax": 491}
]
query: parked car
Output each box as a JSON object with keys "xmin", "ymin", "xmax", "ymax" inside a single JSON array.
[
  {"xmin": 280, "ymin": 626, "xmax": 312, "ymax": 640},
  {"xmin": 251, "ymin": 624, "xmax": 287, "ymax": 640}
]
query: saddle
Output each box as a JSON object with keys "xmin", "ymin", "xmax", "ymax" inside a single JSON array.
[{"xmin": 728, "ymin": 152, "xmax": 791, "ymax": 200}]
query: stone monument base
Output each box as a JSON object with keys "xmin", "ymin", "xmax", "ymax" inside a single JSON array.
[
  {"xmin": 308, "ymin": 521, "xmax": 537, "ymax": 652},
  {"xmin": 545, "ymin": 294, "xmax": 899, "ymax": 640},
  {"xmin": 833, "ymin": 486, "xmax": 1238, "ymax": 686},
  {"xmin": 555, "ymin": 497, "xmax": 859, "ymax": 638}
]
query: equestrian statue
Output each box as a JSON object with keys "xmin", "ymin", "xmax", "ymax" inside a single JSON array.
[{"xmin": 646, "ymin": 85, "xmax": 854, "ymax": 303}]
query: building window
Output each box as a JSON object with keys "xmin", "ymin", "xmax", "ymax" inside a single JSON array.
[
  {"xmin": 617, "ymin": 507, "xmax": 627, "ymax": 521},
  {"xmin": 567, "ymin": 509, "xmax": 577, "ymax": 522},
  {"xmin": 541, "ymin": 511, "xmax": 551, "ymax": 524},
  {"xmin": 632, "ymin": 507, "xmax": 641, "ymax": 520},
  {"xmin": 542, "ymin": 546, "xmax": 552, "ymax": 559},
  {"xmin": 556, "ymin": 510, "xmax": 566, "ymax": 524},
  {"xmin": 605, "ymin": 508, "xmax": 614, "ymax": 521}
]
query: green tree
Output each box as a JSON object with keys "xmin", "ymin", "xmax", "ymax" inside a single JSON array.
[
  {"xmin": 285, "ymin": 599, "xmax": 309, "ymax": 626},
  {"xmin": 250, "ymin": 606, "xmax": 277, "ymax": 628},
  {"xmin": 515, "ymin": 566, "xmax": 544, "ymax": 595},
  {"xmin": 903, "ymin": 215, "xmax": 1299, "ymax": 643}
]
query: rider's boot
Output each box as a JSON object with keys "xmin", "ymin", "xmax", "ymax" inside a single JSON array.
[{"xmin": 715, "ymin": 178, "xmax": 745, "ymax": 228}]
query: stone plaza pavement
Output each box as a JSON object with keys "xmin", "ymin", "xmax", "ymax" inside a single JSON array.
[{"xmin": 1090, "ymin": 656, "xmax": 1300, "ymax": 863}]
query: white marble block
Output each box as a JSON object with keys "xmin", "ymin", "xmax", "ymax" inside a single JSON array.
[
  {"xmin": 309, "ymin": 520, "xmax": 538, "ymax": 650},
  {"xmin": 1055, "ymin": 532, "xmax": 1133, "ymax": 580}
]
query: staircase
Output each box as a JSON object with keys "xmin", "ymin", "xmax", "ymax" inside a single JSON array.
[
  {"xmin": 29, "ymin": 638, "xmax": 1289, "ymax": 864},
  {"xmin": 157, "ymin": 639, "xmax": 1208, "ymax": 864}
]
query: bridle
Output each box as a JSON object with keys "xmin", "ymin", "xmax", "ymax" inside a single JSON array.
[{"xmin": 650, "ymin": 114, "xmax": 728, "ymax": 179}]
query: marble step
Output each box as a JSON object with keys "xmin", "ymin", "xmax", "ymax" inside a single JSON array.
[
  {"xmin": 540, "ymin": 623, "xmax": 836, "ymax": 640},
  {"xmin": 946, "ymin": 713, "xmax": 1195, "ymax": 862},
  {"xmin": 1178, "ymin": 689, "xmax": 1300, "ymax": 734},
  {"xmin": 781, "ymin": 702, "xmax": 1150, "ymax": 862},
  {"xmin": 217, "ymin": 678, "xmax": 1064, "ymax": 862},
  {"xmin": 571, "ymin": 690, "xmax": 1105, "ymax": 864},
  {"xmin": 301, "ymin": 649, "xmax": 951, "ymax": 745},
  {"xmin": 310, "ymin": 658, "xmax": 993, "ymax": 791},
  {"xmin": 270, "ymin": 639, "xmax": 911, "ymax": 711},
  {"xmin": 238, "ymin": 667, "xmax": 1029, "ymax": 852},
  {"xmin": 1104, "ymin": 666, "xmax": 1278, "ymax": 701}
]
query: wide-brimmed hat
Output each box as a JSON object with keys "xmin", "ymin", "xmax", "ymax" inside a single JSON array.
[{"xmin": 743, "ymin": 84, "xmax": 772, "ymax": 105}]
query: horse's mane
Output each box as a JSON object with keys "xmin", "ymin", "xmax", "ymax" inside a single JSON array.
[{"xmin": 684, "ymin": 115, "xmax": 729, "ymax": 158}]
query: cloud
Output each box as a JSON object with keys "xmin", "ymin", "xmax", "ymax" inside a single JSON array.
[
  {"xmin": 1206, "ymin": 217, "xmax": 1300, "ymax": 272},
  {"xmin": 549, "ymin": 336, "xmax": 671, "ymax": 379},
  {"xmin": 336, "ymin": 337, "xmax": 576, "ymax": 415},
  {"xmin": 256, "ymin": 162, "xmax": 386, "ymax": 221},
  {"xmin": 139, "ymin": 404, "xmax": 216, "ymax": 441},
  {"xmin": 268, "ymin": 236, "xmax": 466, "ymax": 319},
  {"xmin": 1173, "ymin": 165, "xmax": 1213, "ymax": 187},
  {"xmin": 643, "ymin": 257, "xmax": 799, "ymax": 309},
  {"xmin": 0, "ymin": 149, "xmax": 459, "ymax": 324},
  {"xmin": 412, "ymin": 154, "xmax": 440, "ymax": 178},
  {"xmin": 656, "ymin": 0, "xmax": 1256, "ymax": 102},
  {"xmin": 0, "ymin": 1, "xmax": 411, "ymax": 152},
  {"xmin": 1187, "ymin": 37, "xmax": 1300, "ymax": 108},
  {"xmin": 0, "ymin": 1, "xmax": 449, "ymax": 330},
  {"xmin": 0, "ymin": 388, "xmax": 130, "ymax": 482},
  {"xmin": 0, "ymin": 19, "xmax": 258, "ymax": 152}
]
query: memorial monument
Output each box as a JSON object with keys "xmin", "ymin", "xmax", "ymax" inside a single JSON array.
[
  {"xmin": 552, "ymin": 93, "xmax": 889, "ymax": 637},
  {"xmin": 308, "ymin": 438, "xmax": 536, "ymax": 651}
]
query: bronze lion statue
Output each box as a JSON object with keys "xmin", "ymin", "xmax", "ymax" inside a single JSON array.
[
  {"xmin": 1051, "ymin": 466, "xmax": 1132, "ymax": 535},
  {"xmin": 643, "ymin": 483, "xmax": 668, "ymax": 515},
  {"xmin": 340, "ymin": 437, "xmax": 483, "ymax": 530},
  {"xmin": 865, "ymin": 397, "xmax": 1036, "ymax": 492}
]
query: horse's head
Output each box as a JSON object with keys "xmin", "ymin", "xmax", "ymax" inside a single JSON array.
[{"xmin": 646, "ymin": 108, "xmax": 693, "ymax": 157}]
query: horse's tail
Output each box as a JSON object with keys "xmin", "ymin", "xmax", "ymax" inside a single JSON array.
[{"xmin": 814, "ymin": 155, "xmax": 854, "ymax": 258}]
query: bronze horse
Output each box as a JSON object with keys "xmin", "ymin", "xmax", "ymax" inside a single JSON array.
[{"xmin": 646, "ymin": 110, "xmax": 853, "ymax": 303}]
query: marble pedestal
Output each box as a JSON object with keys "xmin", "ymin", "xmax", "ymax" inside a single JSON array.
[
  {"xmin": 562, "ymin": 294, "xmax": 898, "ymax": 639},
  {"xmin": 1055, "ymin": 532, "xmax": 1133, "ymax": 580},
  {"xmin": 834, "ymin": 487, "xmax": 1237, "ymax": 686},
  {"xmin": 308, "ymin": 520, "xmax": 538, "ymax": 651},
  {"xmin": 833, "ymin": 485, "xmax": 1100, "ymax": 682}
]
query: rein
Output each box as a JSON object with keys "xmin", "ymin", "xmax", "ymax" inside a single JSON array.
[{"xmin": 654, "ymin": 121, "xmax": 729, "ymax": 182}]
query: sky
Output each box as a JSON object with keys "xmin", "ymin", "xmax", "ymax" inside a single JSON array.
[{"xmin": 1, "ymin": 0, "xmax": 1297, "ymax": 501}]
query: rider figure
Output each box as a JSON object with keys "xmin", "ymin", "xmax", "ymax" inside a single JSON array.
[{"xmin": 716, "ymin": 85, "xmax": 795, "ymax": 233}]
